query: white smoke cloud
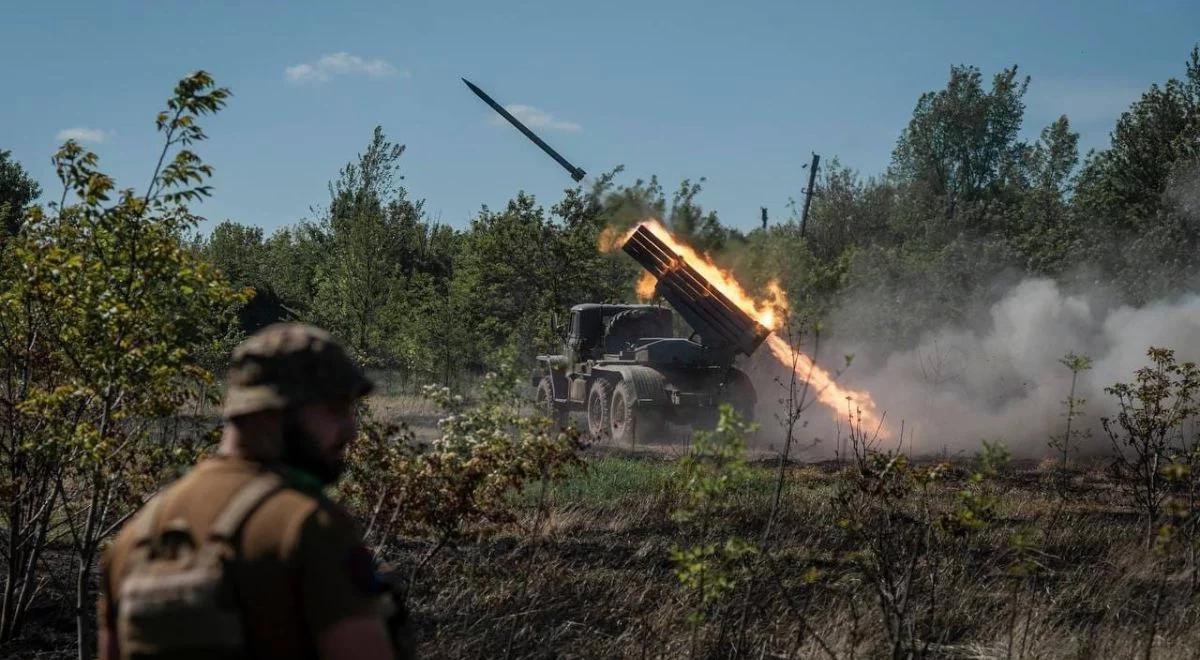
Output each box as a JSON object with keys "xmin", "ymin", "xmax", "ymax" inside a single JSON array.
[
  {"xmin": 742, "ymin": 162, "xmax": 1200, "ymax": 458},
  {"xmin": 818, "ymin": 279, "xmax": 1200, "ymax": 456},
  {"xmin": 285, "ymin": 52, "xmax": 406, "ymax": 84}
]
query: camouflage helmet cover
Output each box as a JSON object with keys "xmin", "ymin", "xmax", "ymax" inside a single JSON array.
[{"xmin": 222, "ymin": 323, "xmax": 374, "ymax": 419}]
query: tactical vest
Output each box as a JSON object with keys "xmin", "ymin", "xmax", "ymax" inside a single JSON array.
[{"xmin": 115, "ymin": 472, "xmax": 284, "ymax": 659}]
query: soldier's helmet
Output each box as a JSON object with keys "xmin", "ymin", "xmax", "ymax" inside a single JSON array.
[{"xmin": 222, "ymin": 323, "xmax": 374, "ymax": 419}]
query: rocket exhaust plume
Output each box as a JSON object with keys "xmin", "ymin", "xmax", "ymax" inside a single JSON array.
[{"xmin": 609, "ymin": 219, "xmax": 885, "ymax": 433}]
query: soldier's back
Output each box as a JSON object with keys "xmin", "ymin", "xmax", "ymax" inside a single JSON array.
[{"xmin": 101, "ymin": 456, "xmax": 378, "ymax": 659}]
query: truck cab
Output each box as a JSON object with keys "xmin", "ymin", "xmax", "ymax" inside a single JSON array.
[{"xmin": 565, "ymin": 303, "xmax": 673, "ymax": 362}]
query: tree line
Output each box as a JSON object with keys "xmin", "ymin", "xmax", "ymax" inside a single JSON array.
[{"xmin": 195, "ymin": 46, "xmax": 1200, "ymax": 378}]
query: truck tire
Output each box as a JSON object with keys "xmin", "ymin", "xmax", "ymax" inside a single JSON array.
[
  {"xmin": 535, "ymin": 376, "xmax": 568, "ymax": 428},
  {"xmin": 587, "ymin": 379, "xmax": 613, "ymax": 440},
  {"xmin": 610, "ymin": 379, "xmax": 665, "ymax": 446}
]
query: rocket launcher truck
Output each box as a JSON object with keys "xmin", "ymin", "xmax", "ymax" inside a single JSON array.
[{"xmin": 533, "ymin": 225, "xmax": 769, "ymax": 443}]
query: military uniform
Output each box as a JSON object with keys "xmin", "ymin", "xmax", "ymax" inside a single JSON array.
[
  {"xmin": 98, "ymin": 324, "xmax": 410, "ymax": 659},
  {"xmin": 99, "ymin": 457, "xmax": 386, "ymax": 658}
]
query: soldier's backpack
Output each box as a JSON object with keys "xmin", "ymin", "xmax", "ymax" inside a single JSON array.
[{"xmin": 115, "ymin": 472, "xmax": 284, "ymax": 658}]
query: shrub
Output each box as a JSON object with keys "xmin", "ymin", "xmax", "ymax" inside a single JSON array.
[{"xmin": 1104, "ymin": 347, "xmax": 1200, "ymax": 542}]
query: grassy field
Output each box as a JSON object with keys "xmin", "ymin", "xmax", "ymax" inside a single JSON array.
[
  {"xmin": 8, "ymin": 427, "xmax": 1200, "ymax": 659},
  {"xmin": 402, "ymin": 447, "xmax": 1200, "ymax": 659}
]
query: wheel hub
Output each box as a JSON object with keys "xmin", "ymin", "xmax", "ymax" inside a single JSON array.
[{"xmin": 612, "ymin": 395, "xmax": 627, "ymax": 433}]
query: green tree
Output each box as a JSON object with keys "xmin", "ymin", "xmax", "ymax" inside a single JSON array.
[
  {"xmin": 1073, "ymin": 45, "xmax": 1200, "ymax": 302},
  {"xmin": 1013, "ymin": 115, "xmax": 1081, "ymax": 274},
  {"xmin": 838, "ymin": 237, "xmax": 1018, "ymax": 349},
  {"xmin": 596, "ymin": 170, "xmax": 665, "ymax": 233},
  {"xmin": 0, "ymin": 221, "xmax": 58, "ymax": 644},
  {"xmin": 312, "ymin": 126, "xmax": 426, "ymax": 363},
  {"xmin": 829, "ymin": 64, "xmax": 1038, "ymax": 347},
  {"xmin": 668, "ymin": 178, "xmax": 732, "ymax": 253},
  {"xmin": 454, "ymin": 193, "xmax": 558, "ymax": 366},
  {"xmin": 0, "ymin": 71, "xmax": 243, "ymax": 658},
  {"xmin": 262, "ymin": 221, "xmax": 327, "ymax": 318},
  {"xmin": 553, "ymin": 172, "xmax": 643, "ymax": 306},
  {"xmin": 203, "ymin": 220, "xmax": 286, "ymax": 332},
  {"xmin": 205, "ymin": 220, "xmax": 266, "ymax": 286},
  {"xmin": 0, "ymin": 150, "xmax": 41, "ymax": 241},
  {"xmin": 801, "ymin": 159, "xmax": 898, "ymax": 264},
  {"xmin": 378, "ymin": 222, "xmax": 466, "ymax": 387},
  {"xmin": 891, "ymin": 64, "xmax": 1030, "ymax": 241}
]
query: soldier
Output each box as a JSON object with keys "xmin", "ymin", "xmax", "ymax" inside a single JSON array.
[{"xmin": 98, "ymin": 323, "xmax": 412, "ymax": 659}]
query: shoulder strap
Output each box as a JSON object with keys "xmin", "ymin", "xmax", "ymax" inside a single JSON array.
[
  {"xmin": 209, "ymin": 472, "xmax": 286, "ymax": 543},
  {"xmin": 132, "ymin": 492, "xmax": 168, "ymax": 546}
]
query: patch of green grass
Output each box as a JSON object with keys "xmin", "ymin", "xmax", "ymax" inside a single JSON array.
[
  {"xmin": 543, "ymin": 456, "xmax": 677, "ymax": 508},
  {"xmin": 526, "ymin": 455, "xmax": 789, "ymax": 510}
]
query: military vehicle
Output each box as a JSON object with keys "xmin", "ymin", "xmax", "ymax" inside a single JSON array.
[
  {"xmin": 462, "ymin": 79, "xmax": 772, "ymax": 442},
  {"xmin": 532, "ymin": 225, "xmax": 771, "ymax": 443}
]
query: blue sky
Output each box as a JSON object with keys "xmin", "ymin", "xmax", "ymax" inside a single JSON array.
[{"xmin": 3, "ymin": 1, "xmax": 1198, "ymax": 234}]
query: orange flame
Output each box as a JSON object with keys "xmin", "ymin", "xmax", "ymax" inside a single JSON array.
[
  {"xmin": 598, "ymin": 225, "xmax": 626, "ymax": 253},
  {"xmin": 635, "ymin": 272, "xmax": 657, "ymax": 299},
  {"xmin": 764, "ymin": 334, "xmax": 884, "ymax": 434},
  {"xmin": 608, "ymin": 218, "xmax": 885, "ymax": 433}
]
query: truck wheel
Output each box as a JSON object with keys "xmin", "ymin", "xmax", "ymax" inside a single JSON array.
[
  {"xmin": 587, "ymin": 380, "xmax": 613, "ymax": 440},
  {"xmin": 611, "ymin": 380, "xmax": 665, "ymax": 446},
  {"xmin": 536, "ymin": 376, "xmax": 568, "ymax": 428}
]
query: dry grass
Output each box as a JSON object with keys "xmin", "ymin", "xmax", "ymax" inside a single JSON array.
[
  {"xmin": 8, "ymin": 439, "xmax": 1200, "ymax": 659},
  {"xmin": 396, "ymin": 449, "xmax": 1200, "ymax": 659}
]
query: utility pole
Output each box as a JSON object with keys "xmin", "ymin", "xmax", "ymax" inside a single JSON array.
[{"xmin": 800, "ymin": 152, "xmax": 820, "ymax": 237}]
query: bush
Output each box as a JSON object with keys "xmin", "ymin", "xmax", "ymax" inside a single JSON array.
[{"xmin": 1104, "ymin": 347, "xmax": 1200, "ymax": 542}]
